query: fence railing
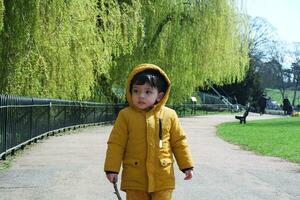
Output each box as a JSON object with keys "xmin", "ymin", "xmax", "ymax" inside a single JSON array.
[
  {"xmin": 0, "ymin": 94, "xmax": 239, "ymax": 160},
  {"xmin": 0, "ymin": 95, "xmax": 125, "ymax": 160}
]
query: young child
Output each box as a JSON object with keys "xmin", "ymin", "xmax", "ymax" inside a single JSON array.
[{"xmin": 104, "ymin": 64, "xmax": 194, "ymax": 200}]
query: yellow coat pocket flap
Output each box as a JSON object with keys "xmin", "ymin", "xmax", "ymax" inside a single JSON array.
[
  {"xmin": 123, "ymin": 159, "xmax": 141, "ymax": 167},
  {"xmin": 160, "ymin": 158, "xmax": 173, "ymax": 167}
]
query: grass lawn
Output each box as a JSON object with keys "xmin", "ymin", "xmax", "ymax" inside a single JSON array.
[
  {"xmin": 217, "ymin": 117, "xmax": 300, "ymax": 164},
  {"xmin": 265, "ymin": 88, "xmax": 300, "ymax": 105}
]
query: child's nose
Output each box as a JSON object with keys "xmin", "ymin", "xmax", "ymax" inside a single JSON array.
[{"xmin": 139, "ymin": 92, "xmax": 146, "ymax": 98}]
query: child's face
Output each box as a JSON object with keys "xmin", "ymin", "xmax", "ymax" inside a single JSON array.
[{"xmin": 131, "ymin": 83, "xmax": 164, "ymax": 111}]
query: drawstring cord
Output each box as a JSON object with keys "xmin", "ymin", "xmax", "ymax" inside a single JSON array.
[{"xmin": 159, "ymin": 118, "xmax": 163, "ymax": 148}]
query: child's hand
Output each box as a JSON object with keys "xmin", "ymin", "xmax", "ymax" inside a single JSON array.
[
  {"xmin": 184, "ymin": 169, "xmax": 193, "ymax": 180},
  {"xmin": 106, "ymin": 173, "xmax": 118, "ymax": 183}
]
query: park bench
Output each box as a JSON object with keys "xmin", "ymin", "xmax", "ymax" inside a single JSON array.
[{"xmin": 235, "ymin": 107, "xmax": 250, "ymax": 124}]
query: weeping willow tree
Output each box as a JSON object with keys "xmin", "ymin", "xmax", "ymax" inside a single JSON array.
[
  {"xmin": 0, "ymin": 0, "xmax": 248, "ymax": 103},
  {"xmin": 0, "ymin": 0, "xmax": 98, "ymax": 99},
  {"xmin": 0, "ymin": 1, "xmax": 3, "ymax": 33},
  {"xmin": 0, "ymin": 0, "xmax": 143, "ymax": 101},
  {"xmin": 0, "ymin": 0, "xmax": 3, "ymax": 69},
  {"xmin": 111, "ymin": 0, "xmax": 249, "ymax": 103},
  {"xmin": 94, "ymin": 0, "xmax": 143, "ymax": 102}
]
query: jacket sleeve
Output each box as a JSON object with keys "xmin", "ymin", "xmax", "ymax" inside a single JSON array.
[
  {"xmin": 170, "ymin": 110, "xmax": 194, "ymax": 171},
  {"xmin": 104, "ymin": 110, "xmax": 128, "ymax": 173}
]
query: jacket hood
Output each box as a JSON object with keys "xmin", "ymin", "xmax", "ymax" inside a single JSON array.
[{"xmin": 125, "ymin": 64, "xmax": 171, "ymax": 112}]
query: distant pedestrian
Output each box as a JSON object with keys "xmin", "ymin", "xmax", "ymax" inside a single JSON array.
[
  {"xmin": 104, "ymin": 64, "xmax": 194, "ymax": 200},
  {"xmin": 283, "ymin": 96, "xmax": 293, "ymax": 115},
  {"xmin": 258, "ymin": 94, "xmax": 269, "ymax": 115}
]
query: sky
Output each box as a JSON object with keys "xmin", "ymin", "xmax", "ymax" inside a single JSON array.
[{"xmin": 244, "ymin": 0, "xmax": 300, "ymax": 44}]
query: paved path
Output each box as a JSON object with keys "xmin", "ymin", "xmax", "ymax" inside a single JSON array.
[{"xmin": 0, "ymin": 113, "xmax": 299, "ymax": 200}]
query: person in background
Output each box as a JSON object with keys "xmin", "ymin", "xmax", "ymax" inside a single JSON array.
[
  {"xmin": 283, "ymin": 96, "xmax": 293, "ymax": 115},
  {"xmin": 258, "ymin": 93, "xmax": 269, "ymax": 115}
]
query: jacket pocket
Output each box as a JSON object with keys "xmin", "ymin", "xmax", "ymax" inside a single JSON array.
[
  {"xmin": 123, "ymin": 159, "xmax": 141, "ymax": 167},
  {"xmin": 160, "ymin": 158, "xmax": 173, "ymax": 167}
]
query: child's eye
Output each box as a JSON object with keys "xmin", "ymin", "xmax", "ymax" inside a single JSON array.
[
  {"xmin": 132, "ymin": 89, "xmax": 138, "ymax": 94},
  {"xmin": 146, "ymin": 90, "xmax": 152, "ymax": 94}
]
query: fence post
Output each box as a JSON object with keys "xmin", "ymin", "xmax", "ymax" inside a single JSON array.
[
  {"xmin": 94, "ymin": 104, "xmax": 96, "ymax": 123},
  {"xmin": 2, "ymin": 95, "xmax": 8, "ymax": 160},
  {"xmin": 30, "ymin": 98, "xmax": 34, "ymax": 140},
  {"xmin": 48, "ymin": 102, "xmax": 52, "ymax": 132},
  {"xmin": 64, "ymin": 103, "xmax": 67, "ymax": 127}
]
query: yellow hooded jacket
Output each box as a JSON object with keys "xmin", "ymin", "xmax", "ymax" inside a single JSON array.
[{"xmin": 104, "ymin": 64, "xmax": 193, "ymax": 192}]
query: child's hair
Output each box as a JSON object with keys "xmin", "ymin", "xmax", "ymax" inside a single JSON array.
[{"xmin": 130, "ymin": 69, "xmax": 168, "ymax": 93}]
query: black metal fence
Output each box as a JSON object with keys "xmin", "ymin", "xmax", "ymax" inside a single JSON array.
[
  {"xmin": 0, "ymin": 95, "xmax": 125, "ymax": 160},
  {"xmin": 0, "ymin": 94, "xmax": 238, "ymax": 160}
]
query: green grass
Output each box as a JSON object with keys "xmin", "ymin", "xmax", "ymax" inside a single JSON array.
[
  {"xmin": 217, "ymin": 117, "xmax": 300, "ymax": 164},
  {"xmin": 0, "ymin": 157, "xmax": 13, "ymax": 171},
  {"xmin": 265, "ymin": 88, "xmax": 300, "ymax": 105},
  {"xmin": 0, "ymin": 148, "xmax": 25, "ymax": 171}
]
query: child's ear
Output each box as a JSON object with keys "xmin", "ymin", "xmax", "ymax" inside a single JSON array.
[{"xmin": 156, "ymin": 92, "xmax": 164, "ymax": 102}]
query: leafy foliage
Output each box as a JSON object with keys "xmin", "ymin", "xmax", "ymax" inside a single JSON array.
[
  {"xmin": 0, "ymin": 0, "xmax": 102, "ymax": 100},
  {"xmin": 0, "ymin": 1, "xmax": 3, "ymax": 30},
  {"xmin": 0, "ymin": 0, "xmax": 249, "ymax": 103},
  {"xmin": 112, "ymin": 0, "xmax": 249, "ymax": 103},
  {"xmin": 202, "ymin": 16, "xmax": 281, "ymax": 107},
  {"xmin": 206, "ymin": 61, "xmax": 263, "ymax": 107}
]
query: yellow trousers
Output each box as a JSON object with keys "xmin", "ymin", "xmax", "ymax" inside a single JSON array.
[{"xmin": 126, "ymin": 189, "xmax": 173, "ymax": 200}]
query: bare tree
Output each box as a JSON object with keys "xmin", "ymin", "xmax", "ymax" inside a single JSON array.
[
  {"xmin": 247, "ymin": 16, "xmax": 278, "ymax": 60},
  {"xmin": 267, "ymin": 40, "xmax": 291, "ymax": 100}
]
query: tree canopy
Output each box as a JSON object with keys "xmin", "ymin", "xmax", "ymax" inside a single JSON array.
[{"xmin": 0, "ymin": 0, "xmax": 249, "ymax": 103}]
